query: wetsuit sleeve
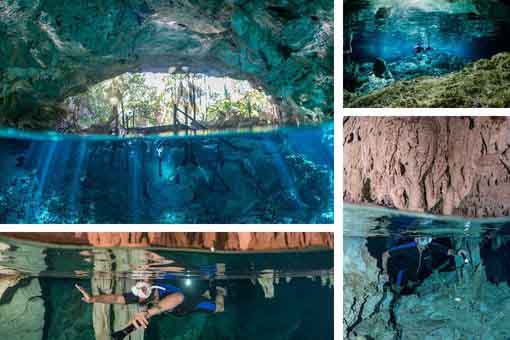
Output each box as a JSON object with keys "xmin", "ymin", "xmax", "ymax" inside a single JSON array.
[
  {"xmin": 122, "ymin": 292, "xmax": 141, "ymax": 304},
  {"xmin": 388, "ymin": 241, "xmax": 417, "ymax": 255}
]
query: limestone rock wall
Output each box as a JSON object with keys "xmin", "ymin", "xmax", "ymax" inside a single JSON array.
[
  {"xmin": 0, "ymin": 277, "xmax": 45, "ymax": 340},
  {"xmin": 344, "ymin": 116, "xmax": 510, "ymax": 217},
  {"xmin": 343, "ymin": 236, "xmax": 392, "ymax": 339},
  {"xmin": 0, "ymin": 0, "xmax": 333, "ymax": 128},
  {"xmin": 343, "ymin": 233, "xmax": 510, "ymax": 339},
  {"xmin": 1, "ymin": 232, "xmax": 333, "ymax": 250}
]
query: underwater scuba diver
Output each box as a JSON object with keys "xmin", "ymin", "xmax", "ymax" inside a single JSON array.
[
  {"xmin": 381, "ymin": 236, "xmax": 467, "ymax": 294},
  {"xmin": 75, "ymin": 270, "xmax": 226, "ymax": 340}
]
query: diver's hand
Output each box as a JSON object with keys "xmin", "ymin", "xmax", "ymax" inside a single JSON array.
[
  {"xmin": 75, "ymin": 284, "xmax": 95, "ymax": 303},
  {"xmin": 131, "ymin": 312, "xmax": 149, "ymax": 329}
]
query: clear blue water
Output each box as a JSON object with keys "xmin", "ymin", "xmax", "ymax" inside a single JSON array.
[
  {"xmin": 0, "ymin": 236, "xmax": 333, "ymax": 340},
  {"xmin": 0, "ymin": 123, "xmax": 333, "ymax": 223},
  {"xmin": 344, "ymin": 0, "xmax": 510, "ymax": 92},
  {"xmin": 344, "ymin": 203, "xmax": 510, "ymax": 339}
]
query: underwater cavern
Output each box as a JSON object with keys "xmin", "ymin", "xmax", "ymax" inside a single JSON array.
[
  {"xmin": 344, "ymin": 0, "xmax": 510, "ymax": 107},
  {"xmin": 344, "ymin": 117, "xmax": 510, "ymax": 339},
  {"xmin": 0, "ymin": 0, "xmax": 334, "ymax": 224},
  {"xmin": 344, "ymin": 204, "xmax": 510, "ymax": 339},
  {"xmin": 0, "ymin": 232, "xmax": 334, "ymax": 340}
]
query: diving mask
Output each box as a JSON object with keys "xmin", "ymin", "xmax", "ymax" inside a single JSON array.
[{"xmin": 131, "ymin": 281, "xmax": 166, "ymax": 299}]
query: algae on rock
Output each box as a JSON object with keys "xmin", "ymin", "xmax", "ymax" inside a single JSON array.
[
  {"xmin": 0, "ymin": 0, "xmax": 333, "ymax": 128},
  {"xmin": 346, "ymin": 52, "xmax": 510, "ymax": 108}
]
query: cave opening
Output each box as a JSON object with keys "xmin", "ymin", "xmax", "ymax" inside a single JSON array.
[
  {"xmin": 0, "ymin": 0, "xmax": 333, "ymax": 130},
  {"xmin": 61, "ymin": 70, "xmax": 283, "ymax": 135},
  {"xmin": 0, "ymin": 0, "xmax": 334, "ymax": 224}
]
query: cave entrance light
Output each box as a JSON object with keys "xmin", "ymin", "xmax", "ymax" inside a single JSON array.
[{"xmin": 63, "ymin": 71, "xmax": 280, "ymax": 135}]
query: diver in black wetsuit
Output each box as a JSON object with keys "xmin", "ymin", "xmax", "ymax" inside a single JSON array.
[
  {"xmin": 76, "ymin": 270, "xmax": 226, "ymax": 340},
  {"xmin": 381, "ymin": 236, "xmax": 463, "ymax": 294}
]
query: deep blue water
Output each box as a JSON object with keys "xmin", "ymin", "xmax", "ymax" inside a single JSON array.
[
  {"xmin": 344, "ymin": 0, "xmax": 510, "ymax": 93},
  {"xmin": 0, "ymin": 123, "xmax": 333, "ymax": 223},
  {"xmin": 0, "ymin": 236, "xmax": 333, "ymax": 340}
]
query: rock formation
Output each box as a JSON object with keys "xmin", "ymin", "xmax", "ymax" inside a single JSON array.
[
  {"xmin": 346, "ymin": 52, "xmax": 510, "ymax": 108},
  {"xmin": 344, "ymin": 230, "xmax": 510, "ymax": 339},
  {"xmin": 344, "ymin": 116, "xmax": 510, "ymax": 217},
  {"xmin": 0, "ymin": 129, "xmax": 333, "ymax": 224},
  {"xmin": 0, "ymin": 277, "xmax": 45, "ymax": 340},
  {"xmin": 0, "ymin": 0, "xmax": 333, "ymax": 128},
  {"xmin": 1, "ymin": 232, "xmax": 333, "ymax": 250}
]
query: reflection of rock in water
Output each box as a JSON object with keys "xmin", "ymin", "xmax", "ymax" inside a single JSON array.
[
  {"xmin": 92, "ymin": 249, "xmax": 149, "ymax": 340},
  {"xmin": 257, "ymin": 270, "xmax": 275, "ymax": 298}
]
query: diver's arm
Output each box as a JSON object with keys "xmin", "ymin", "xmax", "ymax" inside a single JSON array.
[
  {"xmin": 75, "ymin": 284, "xmax": 126, "ymax": 304},
  {"xmin": 131, "ymin": 293, "xmax": 184, "ymax": 329},
  {"xmin": 90, "ymin": 294, "xmax": 127, "ymax": 305}
]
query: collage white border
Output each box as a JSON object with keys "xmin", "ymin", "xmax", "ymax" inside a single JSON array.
[{"xmin": 6, "ymin": 0, "xmax": 509, "ymax": 339}]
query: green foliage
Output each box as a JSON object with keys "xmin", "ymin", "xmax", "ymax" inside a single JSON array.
[
  {"xmin": 206, "ymin": 89, "xmax": 272, "ymax": 122},
  {"xmin": 67, "ymin": 72, "xmax": 275, "ymax": 130}
]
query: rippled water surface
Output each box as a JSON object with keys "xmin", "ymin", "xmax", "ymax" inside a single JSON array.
[
  {"xmin": 0, "ymin": 123, "xmax": 333, "ymax": 223},
  {"xmin": 0, "ymin": 237, "xmax": 333, "ymax": 340},
  {"xmin": 344, "ymin": 203, "xmax": 510, "ymax": 339}
]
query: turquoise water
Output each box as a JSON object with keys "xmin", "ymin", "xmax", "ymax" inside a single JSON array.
[
  {"xmin": 0, "ymin": 123, "xmax": 333, "ymax": 223},
  {"xmin": 0, "ymin": 236, "xmax": 333, "ymax": 339},
  {"xmin": 344, "ymin": 203, "xmax": 510, "ymax": 339},
  {"xmin": 344, "ymin": 0, "xmax": 510, "ymax": 93}
]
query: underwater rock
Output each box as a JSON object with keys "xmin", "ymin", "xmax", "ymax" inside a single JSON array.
[
  {"xmin": 343, "ymin": 233, "xmax": 510, "ymax": 339},
  {"xmin": 375, "ymin": 7, "xmax": 391, "ymax": 20},
  {"xmin": 344, "ymin": 116, "xmax": 510, "ymax": 217},
  {"xmin": 0, "ymin": 0, "xmax": 333, "ymax": 128},
  {"xmin": 346, "ymin": 52, "xmax": 510, "ymax": 107},
  {"xmin": 0, "ymin": 130, "xmax": 333, "ymax": 223},
  {"xmin": 0, "ymin": 277, "xmax": 45, "ymax": 340},
  {"xmin": 0, "ymin": 272, "xmax": 23, "ymax": 297},
  {"xmin": 345, "ymin": 51, "xmax": 468, "ymax": 98},
  {"xmin": 2, "ymin": 232, "xmax": 334, "ymax": 250},
  {"xmin": 343, "ymin": 236, "xmax": 393, "ymax": 339},
  {"xmin": 373, "ymin": 58, "xmax": 390, "ymax": 79}
]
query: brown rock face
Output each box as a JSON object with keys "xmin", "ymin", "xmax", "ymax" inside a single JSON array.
[
  {"xmin": 1, "ymin": 232, "xmax": 333, "ymax": 251},
  {"xmin": 344, "ymin": 116, "xmax": 510, "ymax": 217}
]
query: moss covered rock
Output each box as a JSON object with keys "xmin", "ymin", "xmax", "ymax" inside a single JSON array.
[
  {"xmin": 346, "ymin": 52, "xmax": 510, "ymax": 108},
  {"xmin": 0, "ymin": 0, "xmax": 333, "ymax": 129}
]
